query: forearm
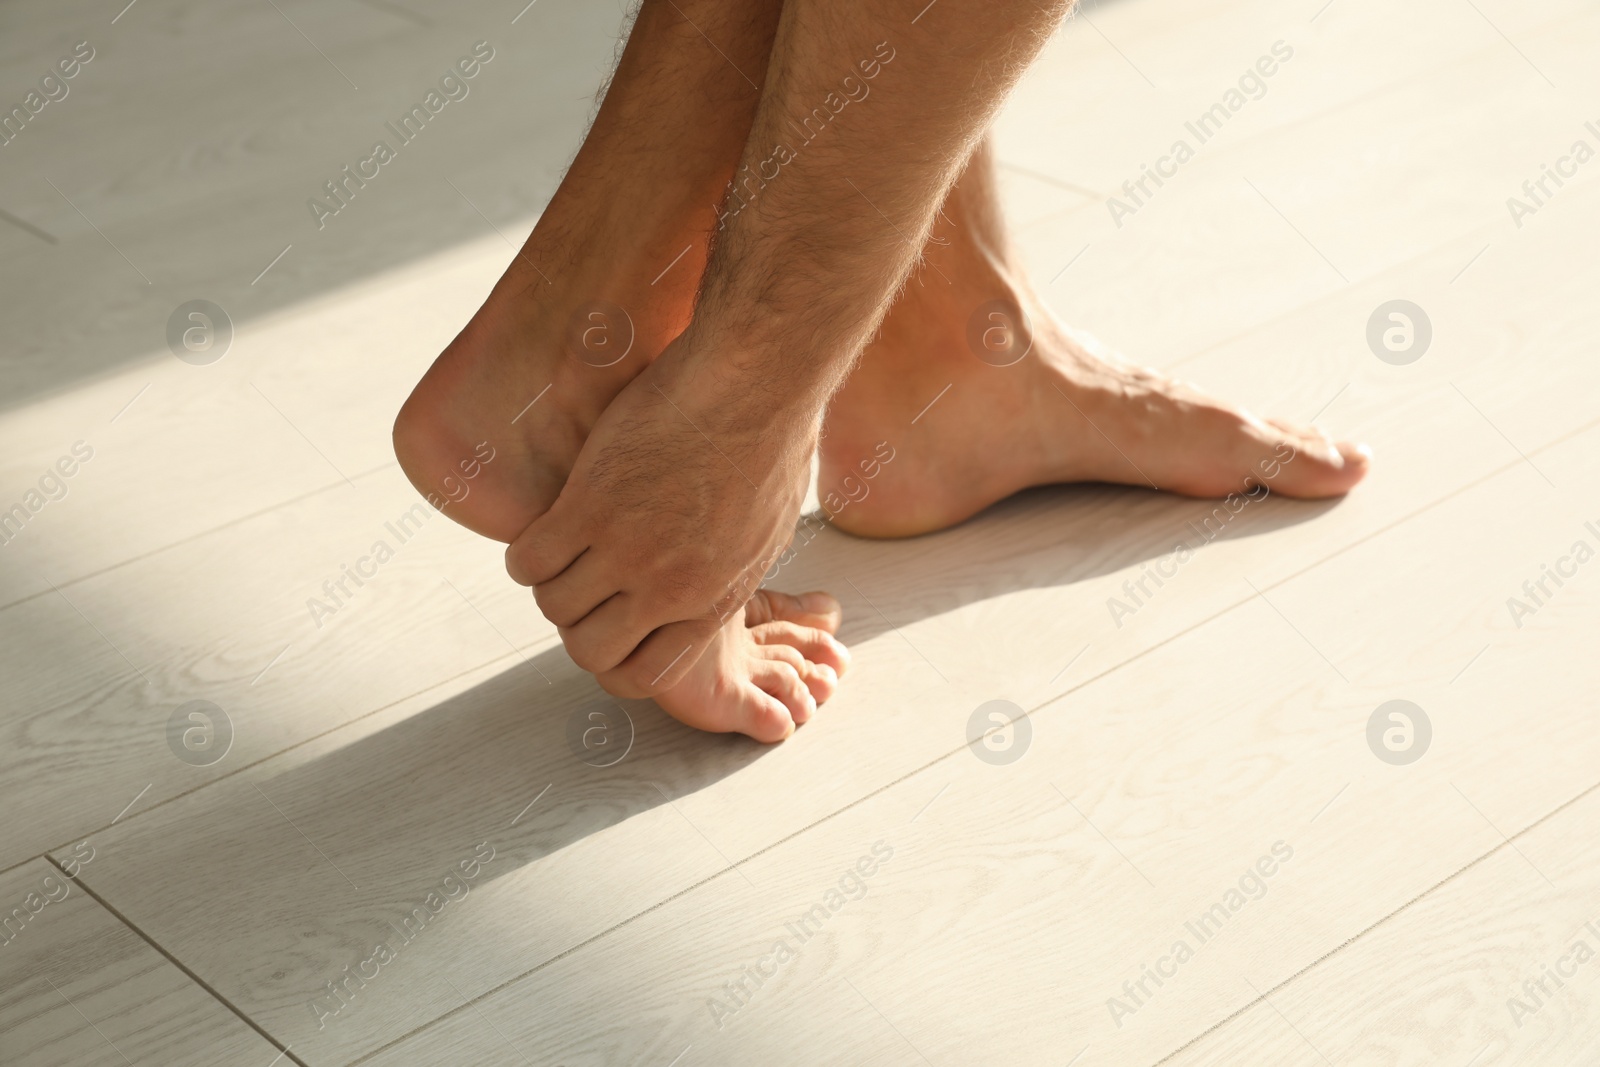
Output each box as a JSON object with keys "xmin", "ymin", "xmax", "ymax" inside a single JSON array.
[{"xmin": 684, "ymin": 0, "xmax": 1075, "ymax": 412}]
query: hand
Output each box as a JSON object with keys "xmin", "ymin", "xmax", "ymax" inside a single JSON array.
[{"xmin": 505, "ymin": 331, "xmax": 817, "ymax": 696}]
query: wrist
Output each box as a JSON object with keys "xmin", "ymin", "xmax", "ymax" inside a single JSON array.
[{"xmin": 650, "ymin": 320, "xmax": 829, "ymax": 447}]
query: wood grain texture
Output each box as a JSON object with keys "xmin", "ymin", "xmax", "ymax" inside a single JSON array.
[
  {"xmin": 2, "ymin": 0, "xmax": 1598, "ymax": 1062},
  {"xmin": 1160, "ymin": 786, "xmax": 1600, "ymax": 1066},
  {"xmin": 49, "ymin": 250, "xmax": 1600, "ymax": 1060},
  {"xmin": 8, "ymin": 150, "xmax": 1600, "ymax": 878},
  {"xmin": 0, "ymin": 858, "xmax": 280, "ymax": 1065},
  {"xmin": 0, "ymin": 0, "xmax": 624, "ymax": 408},
  {"xmin": 353, "ymin": 417, "xmax": 1600, "ymax": 1066},
  {"xmin": 1002, "ymin": 3, "xmax": 1600, "ymax": 370}
]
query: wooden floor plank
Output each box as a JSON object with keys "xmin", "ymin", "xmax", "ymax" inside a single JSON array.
[
  {"xmin": 8, "ymin": 40, "xmax": 1600, "ymax": 875},
  {"xmin": 45, "ymin": 198, "xmax": 1600, "ymax": 1055},
  {"xmin": 351, "ymin": 413, "xmax": 1600, "ymax": 1067},
  {"xmin": 1004, "ymin": 2, "xmax": 1599, "ymax": 368},
  {"xmin": 0, "ymin": 0, "xmax": 623, "ymax": 408},
  {"xmin": 1160, "ymin": 785, "xmax": 1600, "ymax": 1066},
  {"xmin": 20, "ymin": 171, "xmax": 1600, "ymax": 1061},
  {"xmin": 0, "ymin": 858, "xmax": 280, "ymax": 1066},
  {"xmin": 3, "ymin": 0, "xmax": 1598, "ymax": 1062}
]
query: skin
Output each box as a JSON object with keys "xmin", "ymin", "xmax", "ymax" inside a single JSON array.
[
  {"xmin": 395, "ymin": 0, "xmax": 847, "ymax": 737},
  {"xmin": 398, "ymin": 0, "xmax": 1370, "ymax": 739},
  {"xmin": 817, "ymin": 137, "xmax": 1371, "ymax": 537},
  {"xmin": 505, "ymin": 0, "xmax": 1085, "ymax": 698}
]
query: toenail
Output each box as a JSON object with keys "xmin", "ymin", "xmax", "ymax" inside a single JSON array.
[{"xmin": 800, "ymin": 591, "xmax": 838, "ymax": 615}]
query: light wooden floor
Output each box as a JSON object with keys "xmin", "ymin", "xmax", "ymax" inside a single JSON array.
[{"xmin": 3, "ymin": 0, "xmax": 1597, "ymax": 1063}]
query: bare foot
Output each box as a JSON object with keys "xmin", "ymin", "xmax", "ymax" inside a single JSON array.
[
  {"xmin": 392, "ymin": 0, "xmax": 844, "ymax": 740},
  {"xmin": 392, "ymin": 224, "xmax": 694, "ymax": 542},
  {"xmin": 504, "ymin": 332, "xmax": 819, "ymax": 697},
  {"xmin": 396, "ymin": 261, "xmax": 845, "ymax": 739},
  {"xmin": 660, "ymin": 589, "xmax": 850, "ymax": 742},
  {"xmin": 391, "ymin": 0, "xmax": 780, "ymax": 542},
  {"xmin": 818, "ymin": 145, "xmax": 1371, "ymax": 538}
]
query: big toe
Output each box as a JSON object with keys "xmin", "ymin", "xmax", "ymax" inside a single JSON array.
[
  {"xmin": 745, "ymin": 588, "xmax": 843, "ymax": 634},
  {"xmin": 1261, "ymin": 417, "xmax": 1372, "ymax": 498}
]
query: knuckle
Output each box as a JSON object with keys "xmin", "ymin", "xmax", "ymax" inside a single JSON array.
[
  {"xmin": 624, "ymin": 659, "xmax": 668, "ymax": 695},
  {"xmin": 532, "ymin": 588, "xmax": 577, "ymax": 629},
  {"xmin": 506, "ymin": 541, "xmax": 547, "ymax": 585},
  {"xmin": 595, "ymin": 669, "xmax": 647, "ymax": 700}
]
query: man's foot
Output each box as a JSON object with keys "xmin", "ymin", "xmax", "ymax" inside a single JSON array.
[
  {"xmin": 392, "ymin": 0, "xmax": 844, "ymax": 741},
  {"xmin": 395, "ymin": 254, "xmax": 847, "ymax": 741},
  {"xmin": 505, "ymin": 336, "xmax": 820, "ymax": 697},
  {"xmin": 391, "ymin": 220, "xmax": 699, "ymax": 543},
  {"xmin": 659, "ymin": 589, "xmax": 850, "ymax": 742},
  {"xmin": 392, "ymin": 0, "xmax": 783, "ymax": 542},
  {"xmin": 818, "ymin": 143, "xmax": 1371, "ymax": 539}
]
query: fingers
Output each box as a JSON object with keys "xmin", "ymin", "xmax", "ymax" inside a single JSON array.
[
  {"xmin": 533, "ymin": 550, "xmax": 616, "ymax": 628},
  {"xmin": 744, "ymin": 588, "xmax": 843, "ymax": 634},
  {"xmin": 592, "ymin": 616, "xmax": 720, "ymax": 698},
  {"xmin": 558, "ymin": 594, "xmax": 650, "ymax": 677},
  {"xmin": 504, "ymin": 501, "xmax": 585, "ymax": 587}
]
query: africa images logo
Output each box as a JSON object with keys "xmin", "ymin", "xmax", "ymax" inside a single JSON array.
[{"xmin": 306, "ymin": 42, "xmax": 496, "ymax": 230}]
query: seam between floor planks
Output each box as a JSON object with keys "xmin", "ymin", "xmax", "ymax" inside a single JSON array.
[
  {"xmin": 1022, "ymin": 0, "xmax": 1591, "ymax": 328},
  {"xmin": 30, "ymin": 850, "xmax": 311, "ymax": 1067},
  {"xmin": 1161, "ymin": 220, "xmax": 1491, "ymax": 382},
  {"xmin": 8, "ymin": 0, "xmax": 1584, "ymax": 621},
  {"xmin": 335, "ymin": 411, "xmax": 1600, "ymax": 1067},
  {"xmin": 0, "ymin": 643, "xmax": 525, "ymax": 883},
  {"xmin": 8, "ymin": 413, "xmax": 1567, "ymax": 890},
  {"xmin": 1156, "ymin": 150, "xmax": 1578, "ymax": 383},
  {"xmin": 1147, "ymin": 773, "xmax": 1600, "ymax": 1067},
  {"xmin": 0, "ymin": 461, "xmax": 396, "ymax": 617},
  {"xmin": 5, "ymin": 202, "xmax": 1585, "ymax": 884}
]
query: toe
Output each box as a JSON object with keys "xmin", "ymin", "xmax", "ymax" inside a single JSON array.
[
  {"xmin": 751, "ymin": 659, "xmax": 816, "ymax": 729},
  {"xmin": 744, "ymin": 589, "xmax": 843, "ymax": 634},
  {"xmin": 1260, "ymin": 417, "xmax": 1372, "ymax": 499},
  {"xmin": 1337, "ymin": 439, "xmax": 1374, "ymax": 470},
  {"xmin": 736, "ymin": 682, "xmax": 798, "ymax": 742},
  {"xmin": 754, "ymin": 638, "xmax": 842, "ymax": 705},
  {"xmin": 750, "ymin": 620, "xmax": 851, "ymax": 678},
  {"xmin": 802, "ymin": 661, "xmax": 840, "ymax": 705}
]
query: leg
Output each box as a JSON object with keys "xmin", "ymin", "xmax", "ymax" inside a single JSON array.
[
  {"xmin": 395, "ymin": 0, "xmax": 846, "ymax": 740},
  {"xmin": 508, "ymin": 0, "xmax": 1081, "ymax": 697},
  {"xmin": 395, "ymin": 0, "xmax": 784, "ymax": 543},
  {"xmin": 819, "ymin": 137, "xmax": 1371, "ymax": 537}
]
